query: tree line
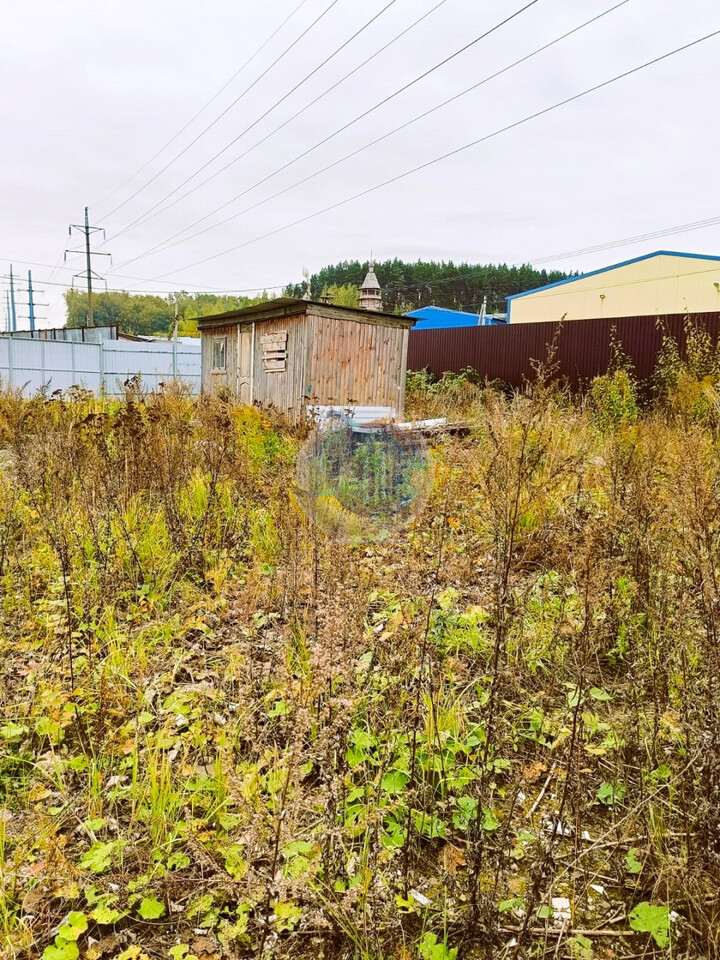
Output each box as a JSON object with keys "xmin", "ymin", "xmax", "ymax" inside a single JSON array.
[
  {"xmin": 64, "ymin": 290, "xmax": 271, "ymax": 337},
  {"xmin": 63, "ymin": 259, "xmax": 572, "ymax": 334},
  {"xmin": 284, "ymin": 258, "xmax": 571, "ymax": 314}
]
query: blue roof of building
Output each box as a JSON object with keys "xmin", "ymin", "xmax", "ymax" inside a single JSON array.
[{"xmin": 405, "ymin": 305, "xmax": 506, "ymax": 329}]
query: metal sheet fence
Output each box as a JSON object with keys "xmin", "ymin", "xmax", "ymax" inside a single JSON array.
[
  {"xmin": 407, "ymin": 312, "xmax": 720, "ymax": 392},
  {"xmin": 0, "ymin": 337, "xmax": 201, "ymax": 395},
  {"xmin": 0, "ymin": 325, "xmax": 118, "ymax": 342}
]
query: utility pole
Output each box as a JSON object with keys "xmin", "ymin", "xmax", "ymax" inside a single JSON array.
[
  {"xmin": 28, "ymin": 271, "xmax": 36, "ymax": 331},
  {"xmin": 65, "ymin": 207, "xmax": 111, "ymax": 327},
  {"xmin": 9, "ymin": 265, "xmax": 17, "ymax": 332},
  {"xmin": 14, "ymin": 271, "xmax": 48, "ymax": 332},
  {"xmin": 5, "ymin": 291, "xmax": 10, "ymax": 332}
]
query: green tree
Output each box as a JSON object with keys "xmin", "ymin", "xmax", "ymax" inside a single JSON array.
[
  {"xmin": 285, "ymin": 259, "xmax": 572, "ymax": 315},
  {"xmin": 320, "ymin": 283, "xmax": 360, "ymax": 307},
  {"xmin": 64, "ymin": 290, "xmax": 271, "ymax": 336}
]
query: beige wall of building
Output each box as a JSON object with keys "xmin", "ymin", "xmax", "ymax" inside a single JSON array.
[{"xmin": 508, "ymin": 252, "xmax": 720, "ymax": 323}]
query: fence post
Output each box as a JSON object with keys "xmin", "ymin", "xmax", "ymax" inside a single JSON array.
[
  {"xmin": 71, "ymin": 342, "xmax": 76, "ymax": 386},
  {"xmin": 172, "ymin": 338, "xmax": 178, "ymax": 380},
  {"xmin": 99, "ymin": 342, "xmax": 105, "ymax": 393}
]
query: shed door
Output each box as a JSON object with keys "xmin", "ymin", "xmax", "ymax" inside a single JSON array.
[{"xmin": 237, "ymin": 326, "xmax": 252, "ymax": 404}]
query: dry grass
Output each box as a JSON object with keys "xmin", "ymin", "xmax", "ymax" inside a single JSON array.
[{"xmin": 2, "ymin": 367, "xmax": 720, "ymax": 959}]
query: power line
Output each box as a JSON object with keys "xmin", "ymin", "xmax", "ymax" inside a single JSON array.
[
  {"xmin": 94, "ymin": 0, "xmax": 312, "ymax": 213},
  {"xmin": 102, "ymin": 0, "xmax": 345, "ymax": 223},
  {"xmin": 116, "ymin": 0, "xmax": 627, "ymax": 271},
  {"xmin": 527, "ymin": 216, "xmax": 720, "ymax": 265},
  {"xmin": 105, "ymin": 0, "xmax": 404, "ymax": 243},
  {"xmin": 65, "ymin": 208, "xmax": 111, "ymax": 327},
  {"xmin": 419, "ymin": 262, "xmax": 720, "ymax": 313},
  {"xmin": 0, "ymin": 255, "xmax": 288, "ymax": 293},
  {"xmin": 151, "ymin": 28, "xmax": 720, "ymax": 281},
  {"xmin": 108, "ymin": 0, "xmax": 451, "ymax": 271},
  {"xmin": 381, "ymin": 263, "xmax": 571, "ymax": 297},
  {"xmin": 1, "ymin": 271, "xmax": 288, "ymax": 296},
  {"xmin": 512, "ymin": 261, "xmax": 720, "ymax": 298},
  {"xmin": 107, "ymin": 0, "xmax": 541, "ymax": 251}
]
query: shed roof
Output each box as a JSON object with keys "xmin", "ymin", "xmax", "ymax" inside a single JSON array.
[
  {"xmin": 197, "ymin": 297, "xmax": 413, "ymax": 330},
  {"xmin": 506, "ymin": 250, "xmax": 720, "ymax": 302}
]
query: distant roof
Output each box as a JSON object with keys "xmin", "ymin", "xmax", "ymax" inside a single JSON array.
[
  {"xmin": 361, "ymin": 266, "xmax": 381, "ymax": 291},
  {"xmin": 405, "ymin": 305, "xmax": 506, "ymax": 329},
  {"xmin": 197, "ymin": 297, "xmax": 413, "ymax": 330},
  {"xmin": 405, "ymin": 306, "xmax": 482, "ymax": 329},
  {"xmin": 507, "ymin": 250, "xmax": 720, "ymax": 302}
]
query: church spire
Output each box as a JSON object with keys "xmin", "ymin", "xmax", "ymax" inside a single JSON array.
[{"xmin": 359, "ymin": 258, "xmax": 383, "ymax": 312}]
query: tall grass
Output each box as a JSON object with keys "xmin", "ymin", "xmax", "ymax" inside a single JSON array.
[{"xmin": 2, "ymin": 361, "xmax": 720, "ymax": 958}]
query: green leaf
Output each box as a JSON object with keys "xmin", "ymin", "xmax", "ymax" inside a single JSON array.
[
  {"xmin": 83, "ymin": 817, "xmax": 107, "ymax": 833},
  {"xmin": 216, "ymin": 810, "xmax": 242, "ymax": 830},
  {"xmin": 596, "ymin": 781, "xmax": 625, "ymax": 806},
  {"xmin": 57, "ymin": 912, "xmax": 88, "ymax": 942},
  {"xmin": 628, "ymin": 902, "xmax": 670, "ymax": 947},
  {"xmin": 382, "ymin": 823, "xmax": 407, "ymax": 849},
  {"xmin": 482, "ymin": 807, "xmax": 500, "ymax": 831},
  {"xmin": 138, "ymin": 895, "xmax": 166, "ymax": 920},
  {"xmin": 452, "ymin": 795, "xmax": 478, "ymax": 832},
  {"xmin": 538, "ymin": 904, "xmax": 552, "ymax": 919},
  {"xmin": 349, "ymin": 728, "xmax": 377, "ymax": 750},
  {"xmin": 281, "ymin": 840, "xmax": 313, "ymax": 858},
  {"xmin": 221, "ymin": 843, "xmax": 247, "ymax": 880},
  {"xmin": 625, "ymin": 847, "xmax": 643, "ymax": 874},
  {"xmin": 266, "ymin": 700, "xmax": 290, "ymax": 718},
  {"xmin": 418, "ymin": 931, "xmax": 458, "ymax": 960},
  {"xmin": 167, "ymin": 851, "xmax": 191, "ymax": 871},
  {"xmin": 566, "ymin": 685, "xmax": 582, "ymax": 708},
  {"xmin": 79, "ymin": 840, "xmax": 117, "ymax": 874},
  {"xmin": 568, "ymin": 934, "xmax": 594, "ymax": 959},
  {"xmin": 589, "ymin": 687, "xmax": 612, "ymax": 701},
  {"xmin": 413, "ymin": 811, "xmax": 447, "ymax": 839},
  {"xmin": 649, "ymin": 763, "xmax": 672, "ymax": 783},
  {"xmin": 498, "ymin": 897, "xmax": 525, "ymax": 913},
  {"xmin": 272, "ymin": 901, "xmax": 302, "ymax": 932},
  {"xmin": 0, "ymin": 721, "xmax": 29, "ymax": 741},
  {"xmin": 42, "ymin": 938, "xmax": 80, "ymax": 960},
  {"xmin": 90, "ymin": 906, "xmax": 125, "ymax": 925},
  {"xmin": 381, "ymin": 769, "xmax": 409, "ymax": 795}
]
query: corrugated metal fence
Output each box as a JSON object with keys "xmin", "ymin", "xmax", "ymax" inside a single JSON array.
[
  {"xmin": 0, "ymin": 337, "xmax": 201, "ymax": 394},
  {"xmin": 407, "ymin": 312, "xmax": 720, "ymax": 390}
]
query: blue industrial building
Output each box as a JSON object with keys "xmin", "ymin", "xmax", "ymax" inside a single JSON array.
[{"xmin": 405, "ymin": 305, "xmax": 507, "ymax": 329}]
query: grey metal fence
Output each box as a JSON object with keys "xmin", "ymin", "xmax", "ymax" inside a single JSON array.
[{"xmin": 0, "ymin": 337, "xmax": 201, "ymax": 394}]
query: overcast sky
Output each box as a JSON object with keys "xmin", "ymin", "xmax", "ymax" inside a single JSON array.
[{"xmin": 1, "ymin": 0, "xmax": 719, "ymax": 327}]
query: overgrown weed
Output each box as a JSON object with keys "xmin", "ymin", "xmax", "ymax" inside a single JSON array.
[{"xmin": 1, "ymin": 367, "xmax": 720, "ymax": 958}]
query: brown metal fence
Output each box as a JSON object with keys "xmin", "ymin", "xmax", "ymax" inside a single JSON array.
[{"xmin": 407, "ymin": 313, "xmax": 720, "ymax": 392}]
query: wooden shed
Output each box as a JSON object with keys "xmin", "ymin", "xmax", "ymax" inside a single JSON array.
[{"xmin": 198, "ymin": 298, "xmax": 414, "ymax": 423}]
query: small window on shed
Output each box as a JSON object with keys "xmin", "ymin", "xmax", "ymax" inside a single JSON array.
[
  {"xmin": 212, "ymin": 337, "xmax": 227, "ymax": 372},
  {"xmin": 261, "ymin": 330, "xmax": 288, "ymax": 372}
]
